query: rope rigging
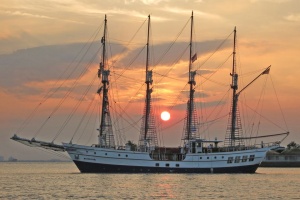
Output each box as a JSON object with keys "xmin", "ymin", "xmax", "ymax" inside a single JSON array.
[
  {"xmin": 239, "ymin": 92, "xmax": 289, "ymax": 132},
  {"xmin": 12, "ymin": 13, "xmax": 290, "ymax": 159},
  {"xmin": 52, "ymin": 72, "xmax": 99, "ymax": 142},
  {"xmin": 16, "ymin": 22, "xmax": 104, "ymax": 135},
  {"xmin": 33, "ymin": 44, "xmax": 103, "ymax": 139},
  {"xmin": 76, "ymin": 95, "xmax": 99, "ymax": 144}
]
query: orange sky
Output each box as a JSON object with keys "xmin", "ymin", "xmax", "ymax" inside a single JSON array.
[{"xmin": 0, "ymin": 0, "xmax": 299, "ymax": 160}]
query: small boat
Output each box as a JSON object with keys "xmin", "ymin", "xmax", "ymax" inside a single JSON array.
[{"xmin": 12, "ymin": 12, "xmax": 289, "ymax": 173}]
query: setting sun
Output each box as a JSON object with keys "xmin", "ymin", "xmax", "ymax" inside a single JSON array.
[{"xmin": 161, "ymin": 111, "xmax": 170, "ymax": 121}]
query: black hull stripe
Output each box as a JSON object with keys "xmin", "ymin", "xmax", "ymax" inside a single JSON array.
[{"xmin": 73, "ymin": 160, "xmax": 260, "ymax": 173}]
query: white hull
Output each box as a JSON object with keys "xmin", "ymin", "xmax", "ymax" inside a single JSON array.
[{"xmin": 63, "ymin": 143, "xmax": 271, "ymax": 173}]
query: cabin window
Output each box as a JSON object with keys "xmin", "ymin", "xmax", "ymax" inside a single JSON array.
[
  {"xmin": 290, "ymin": 156, "xmax": 296, "ymax": 161},
  {"xmin": 126, "ymin": 155, "xmax": 128, "ymax": 157},
  {"xmin": 214, "ymin": 156, "xmax": 217, "ymax": 159},
  {"xmin": 285, "ymin": 156, "xmax": 289, "ymax": 161},
  {"xmin": 242, "ymin": 155, "xmax": 248, "ymax": 162},
  {"xmin": 222, "ymin": 156, "xmax": 224, "ymax": 159},
  {"xmin": 227, "ymin": 157, "xmax": 233, "ymax": 163},
  {"xmin": 207, "ymin": 157, "xmax": 209, "ymax": 159},
  {"xmin": 166, "ymin": 163, "xmax": 170, "ymax": 167},
  {"xmin": 249, "ymin": 155, "xmax": 255, "ymax": 161},
  {"xmin": 86, "ymin": 151, "xmax": 88, "ymax": 153},
  {"xmin": 118, "ymin": 154, "xmax": 120, "ymax": 156},
  {"xmin": 234, "ymin": 156, "xmax": 241, "ymax": 163},
  {"xmin": 155, "ymin": 163, "xmax": 159, "ymax": 167},
  {"xmin": 176, "ymin": 164, "xmax": 180, "ymax": 167},
  {"xmin": 200, "ymin": 157, "xmax": 202, "ymax": 159},
  {"xmin": 105, "ymin": 153, "xmax": 107, "ymax": 156},
  {"xmin": 94, "ymin": 152, "xmax": 96, "ymax": 154}
]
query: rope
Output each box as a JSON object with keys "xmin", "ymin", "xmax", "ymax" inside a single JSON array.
[
  {"xmin": 70, "ymin": 90, "xmax": 98, "ymax": 143},
  {"xmin": 195, "ymin": 31, "xmax": 233, "ymax": 71},
  {"xmin": 32, "ymin": 37, "xmax": 103, "ymax": 139},
  {"xmin": 270, "ymin": 75, "xmax": 289, "ymax": 131},
  {"xmin": 52, "ymin": 73, "xmax": 99, "ymax": 142},
  {"xmin": 16, "ymin": 22, "xmax": 103, "ymax": 135}
]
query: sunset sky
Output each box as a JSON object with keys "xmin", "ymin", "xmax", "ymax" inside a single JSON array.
[{"xmin": 1, "ymin": 0, "xmax": 300, "ymax": 160}]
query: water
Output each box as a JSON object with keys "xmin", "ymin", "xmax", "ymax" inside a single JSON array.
[{"xmin": 0, "ymin": 162, "xmax": 299, "ymax": 199}]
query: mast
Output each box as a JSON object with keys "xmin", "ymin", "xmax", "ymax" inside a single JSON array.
[
  {"xmin": 186, "ymin": 11, "xmax": 196, "ymax": 141},
  {"xmin": 98, "ymin": 15, "xmax": 115, "ymax": 148},
  {"xmin": 230, "ymin": 27, "xmax": 238, "ymax": 146},
  {"xmin": 226, "ymin": 27, "xmax": 273, "ymax": 147},
  {"xmin": 144, "ymin": 15, "xmax": 151, "ymax": 142},
  {"xmin": 139, "ymin": 15, "xmax": 158, "ymax": 150}
]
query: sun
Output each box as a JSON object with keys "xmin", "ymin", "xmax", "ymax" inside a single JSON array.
[{"xmin": 161, "ymin": 111, "xmax": 170, "ymax": 121}]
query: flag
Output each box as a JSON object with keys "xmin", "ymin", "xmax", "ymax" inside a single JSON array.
[
  {"xmin": 191, "ymin": 53, "xmax": 197, "ymax": 63},
  {"xmin": 262, "ymin": 67, "xmax": 270, "ymax": 75}
]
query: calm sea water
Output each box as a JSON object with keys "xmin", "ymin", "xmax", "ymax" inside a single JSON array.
[{"xmin": 0, "ymin": 162, "xmax": 299, "ymax": 199}]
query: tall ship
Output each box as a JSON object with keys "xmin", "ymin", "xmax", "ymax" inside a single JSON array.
[{"xmin": 12, "ymin": 12, "xmax": 289, "ymax": 173}]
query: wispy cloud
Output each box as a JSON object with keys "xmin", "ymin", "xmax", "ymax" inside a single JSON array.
[
  {"xmin": 250, "ymin": 0, "xmax": 291, "ymax": 3},
  {"xmin": 64, "ymin": 4, "xmax": 170, "ymax": 22},
  {"xmin": 125, "ymin": 0, "xmax": 169, "ymax": 5},
  {"xmin": 284, "ymin": 13, "xmax": 300, "ymax": 22},
  {"xmin": 162, "ymin": 7, "xmax": 221, "ymax": 20},
  {"xmin": 1, "ymin": 10, "xmax": 85, "ymax": 24},
  {"xmin": 2, "ymin": 10, "xmax": 55, "ymax": 20}
]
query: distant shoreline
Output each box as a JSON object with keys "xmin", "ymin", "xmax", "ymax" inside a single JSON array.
[{"xmin": 0, "ymin": 160, "xmax": 71, "ymax": 163}]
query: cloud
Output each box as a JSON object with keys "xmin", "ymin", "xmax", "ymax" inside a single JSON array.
[
  {"xmin": 0, "ymin": 10, "xmax": 85, "ymax": 24},
  {"xmin": 171, "ymin": 99, "xmax": 227, "ymax": 111},
  {"xmin": 118, "ymin": 39, "xmax": 231, "ymax": 69},
  {"xmin": 2, "ymin": 10, "xmax": 55, "ymax": 19},
  {"xmin": 0, "ymin": 42, "xmax": 124, "ymax": 90},
  {"xmin": 49, "ymin": 1, "xmax": 168, "ymax": 21},
  {"xmin": 124, "ymin": 0, "xmax": 169, "ymax": 5},
  {"xmin": 162, "ymin": 7, "xmax": 221, "ymax": 20},
  {"xmin": 284, "ymin": 14, "xmax": 300, "ymax": 22},
  {"xmin": 180, "ymin": 90, "xmax": 210, "ymax": 98},
  {"xmin": 250, "ymin": 0, "xmax": 291, "ymax": 3},
  {"xmin": 0, "ymin": 37, "xmax": 230, "ymax": 104}
]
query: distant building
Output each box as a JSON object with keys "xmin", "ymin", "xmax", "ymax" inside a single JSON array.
[
  {"xmin": 261, "ymin": 154, "xmax": 300, "ymax": 167},
  {"xmin": 8, "ymin": 156, "xmax": 17, "ymax": 162},
  {"xmin": 261, "ymin": 150, "xmax": 300, "ymax": 167},
  {"xmin": 0, "ymin": 156, "xmax": 3, "ymax": 162}
]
